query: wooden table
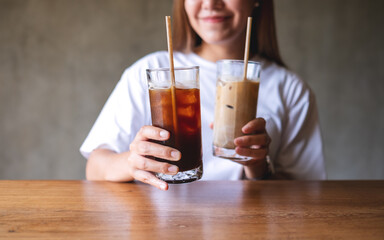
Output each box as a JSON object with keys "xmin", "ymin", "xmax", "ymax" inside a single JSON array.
[{"xmin": 0, "ymin": 180, "xmax": 383, "ymax": 239}]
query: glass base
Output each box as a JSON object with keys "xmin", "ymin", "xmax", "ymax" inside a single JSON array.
[
  {"xmin": 213, "ymin": 145, "xmax": 252, "ymax": 161},
  {"xmin": 156, "ymin": 165, "xmax": 203, "ymax": 184}
]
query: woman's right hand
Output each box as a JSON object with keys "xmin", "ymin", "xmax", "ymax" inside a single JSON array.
[
  {"xmin": 128, "ymin": 125, "xmax": 181, "ymax": 190},
  {"xmin": 86, "ymin": 125, "xmax": 181, "ymax": 191}
]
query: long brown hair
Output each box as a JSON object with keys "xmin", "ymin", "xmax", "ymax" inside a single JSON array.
[{"xmin": 172, "ymin": 0, "xmax": 286, "ymax": 67}]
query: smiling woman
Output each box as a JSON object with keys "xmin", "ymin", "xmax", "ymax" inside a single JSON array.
[
  {"xmin": 0, "ymin": 0, "xmax": 382, "ymax": 181},
  {"xmin": 81, "ymin": 0, "xmax": 326, "ymax": 190}
]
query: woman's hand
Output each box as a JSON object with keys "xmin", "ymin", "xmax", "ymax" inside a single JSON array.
[
  {"xmin": 86, "ymin": 125, "xmax": 181, "ymax": 191},
  {"xmin": 128, "ymin": 126, "xmax": 181, "ymax": 189},
  {"xmin": 233, "ymin": 118, "xmax": 271, "ymax": 179}
]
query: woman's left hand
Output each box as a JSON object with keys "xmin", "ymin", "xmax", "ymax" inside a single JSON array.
[{"xmin": 233, "ymin": 118, "xmax": 271, "ymax": 179}]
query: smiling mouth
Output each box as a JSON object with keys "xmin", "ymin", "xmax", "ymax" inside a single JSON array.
[{"xmin": 201, "ymin": 16, "xmax": 231, "ymax": 23}]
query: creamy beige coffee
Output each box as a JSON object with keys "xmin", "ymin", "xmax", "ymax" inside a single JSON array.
[
  {"xmin": 213, "ymin": 79, "xmax": 259, "ymax": 149},
  {"xmin": 212, "ymin": 60, "xmax": 261, "ymax": 160}
]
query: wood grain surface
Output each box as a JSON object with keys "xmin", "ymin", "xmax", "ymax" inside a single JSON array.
[{"xmin": 0, "ymin": 180, "xmax": 383, "ymax": 239}]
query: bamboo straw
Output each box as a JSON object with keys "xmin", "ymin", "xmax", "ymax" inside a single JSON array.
[
  {"xmin": 165, "ymin": 16, "xmax": 178, "ymax": 138},
  {"xmin": 243, "ymin": 17, "xmax": 252, "ymax": 81}
]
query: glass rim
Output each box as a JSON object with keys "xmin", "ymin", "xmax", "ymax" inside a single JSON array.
[
  {"xmin": 146, "ymin": 65, "xmax": 199, "ymax": 73},
  {"xmin": 216, "ymin": 59, "xmax": 261, "ymax": 66}
]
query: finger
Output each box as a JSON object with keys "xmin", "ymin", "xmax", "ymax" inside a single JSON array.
[
  {"xmin": 130, "ymin": 141, "xmax": 181, "ymax": 161},
  {"xmin": 132, "ymin": 153, "xmax": 179, "ymax": 175},
  {"xmin": 234, "ymin": 133, "xmax": 270, "ymax": 147},
  {"xmin": 235, "ymin": 147, "xmax": 268, "ymax": 160},
  {"xmin": 135, "ymin": 125, "xmax": 170, "ymax": 142},
  {"xmin": 132, "ymin": 169, "xmax": 168, "ymax": 191},
  {"xmin": 242, "ymin": 118, "xmax": 266, "ymax": 134}
]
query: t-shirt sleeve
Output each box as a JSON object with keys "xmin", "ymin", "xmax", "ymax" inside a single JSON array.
[
  {"xmin": 79, "ymin": 63, "xmax": 150, "ymax": 159},
  {"xmin": 273, "ymin": 74, "xmax": 327, "ymax": 180}
]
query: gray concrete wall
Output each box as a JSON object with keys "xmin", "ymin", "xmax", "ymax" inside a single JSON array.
[
  {"xmin": 275, "ymin": 0, "xmax": 384, "ymax": 179},
  {"xmin": 0, "ymin": 0, "xmax": 383, "ymax": 180}
]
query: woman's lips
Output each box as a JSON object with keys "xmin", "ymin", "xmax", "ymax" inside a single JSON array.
[{"xmin": 201, "ymin": 16, "xmax": 230, "ymax": 23}]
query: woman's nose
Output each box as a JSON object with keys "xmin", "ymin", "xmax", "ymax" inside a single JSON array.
[{"xmin": 201, "ymin": 0, "xmax": 224, "ymax": 10}]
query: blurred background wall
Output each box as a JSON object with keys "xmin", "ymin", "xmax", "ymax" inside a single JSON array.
[{"xmin": 0, "ymin": 0, "xmax": 383, "ymax": 180}]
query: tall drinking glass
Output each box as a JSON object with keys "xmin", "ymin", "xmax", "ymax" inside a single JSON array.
[
  {"xmin": 146, "ymin": 66, "xmax": 203, "ymax": 183},
  {"xmin": 213, "ymin": 60, "xmax": 261, "ymax": 161}
]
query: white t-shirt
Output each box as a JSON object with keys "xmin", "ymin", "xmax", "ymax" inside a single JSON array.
[{"xmin": 80, "ymin": 51, "xmax": 326, "ymax": 180}]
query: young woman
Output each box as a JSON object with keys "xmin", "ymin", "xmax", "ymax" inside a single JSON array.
[{"xmin": 80, "ymin": 0, "xmax": 326, "ymax": 190}]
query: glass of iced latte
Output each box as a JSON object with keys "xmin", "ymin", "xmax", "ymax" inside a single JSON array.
[
  {"xmin": 213, "ymin": 60, "xmax": 261, "ymax": 161},
  {"xmin": 146, "ymin": 66, "xmax": 203, "ymax": 183}
]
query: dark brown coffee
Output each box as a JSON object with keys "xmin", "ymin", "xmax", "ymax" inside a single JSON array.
[{"xmin": 149, "ymin": 87, "xmax": 202, "ymax": 172}]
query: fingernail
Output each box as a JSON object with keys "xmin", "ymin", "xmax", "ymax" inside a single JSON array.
[
  {"xmin": 168, "ymin": 165, "xmax": 178, "ymax": 174},
  {"xmin": 160, "ymin": 183, "xmax": 167, "ymax": 190},
  {"xmin": 160, "ymin": 130, "xmax": 168, "ymax": 138},
  {"xmin": 171, "ymin": 151, "xmax": 181, "ymax": 159}
]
